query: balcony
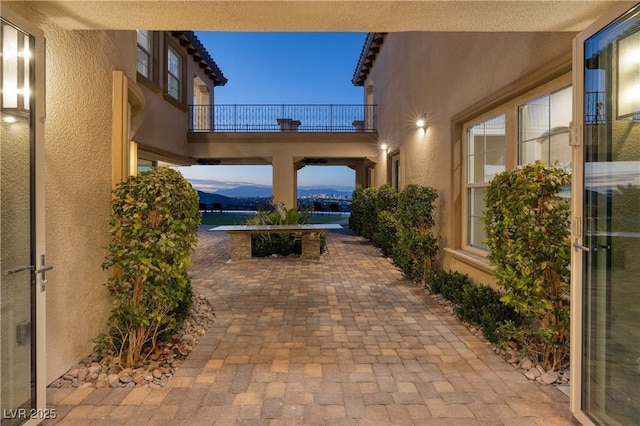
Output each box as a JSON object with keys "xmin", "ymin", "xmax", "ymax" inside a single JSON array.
[{"xmin": 190, "ymin": 104, "xmax": 377, "ymax": 132}]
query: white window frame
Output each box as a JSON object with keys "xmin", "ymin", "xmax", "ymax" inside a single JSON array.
[
  {"xmin": 136, "ymin": 30, "xmax": 152, "ymax": 79},
  {"xmin": 465, "ymin": 113, "xmax": 507, "ymax": 251},
  {"xmin": 517, "ymin": 85, "xmax": 573, "ymax": 169},
  {"xmin": 166, "ymin": 45, "xmax": 182, "ymax": 102},
  {"xmin": 461, "ymin": 73, "xmax": 572, "ymax": 257}
]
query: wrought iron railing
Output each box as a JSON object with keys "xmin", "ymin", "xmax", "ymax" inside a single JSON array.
[
  {"xmin": 189, "ymin": 104, "xmax": 377, "ymax": 132},
  {"xmin": 585, "ymin": 91, "xmax": 606, "ymax": 124}
]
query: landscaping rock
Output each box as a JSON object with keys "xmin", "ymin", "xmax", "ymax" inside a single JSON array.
[
  {"xmin": 118, "ymin": 372, "xmax": 133, "ymax": 384},
  {"xmin": 526, "ymin": 368, "xmax": 542, "ymax": 380},
  {"xmin": 541, "ymin": 371, "xmax": 559, "ymax": 385},
  {"xmin": 49, "ymin": 291, "xmax": 214, "ymax": 389},
  {"xmin": 108, "ymin": 374, "xmax": 121, "ymax": 388},
  {"xmin": 519, "ymin": 357, "xmax": 533, "ymax": 371},
  {"xmin": 77, "ymin": 367, "xmax": 89, "ymax": 382}
]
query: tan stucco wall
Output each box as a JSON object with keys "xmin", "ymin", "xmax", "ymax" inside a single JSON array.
[
  {"xmin": 132, "ymin": 32, "xmax": 218, "ymax": 161},
  {"xmin": 368, "ymin": 31, "xmax": 575, "ymax": 287},
  {"xmin": 4, "ymin": 3, "xmax": 138, "ymax": 383},
  {"xmin": 188, "ymin": 133, "xmax": 379, "ymax": 160},
  {"xmin": 133, "ymin": 84, "xmax": 190, "ymax": 157},
  {"xmin": 189, "ymin": 133, "xmax": 379, "ymax": 207}
]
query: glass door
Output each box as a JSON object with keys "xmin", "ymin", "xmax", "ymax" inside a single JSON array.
[
  {"xmin": 1, "ymin": 12, "xmax": 46, "ymax": 425},
  {"xmin": 577, "ymin": 4, "xmax": 640, "ymax": 425}
]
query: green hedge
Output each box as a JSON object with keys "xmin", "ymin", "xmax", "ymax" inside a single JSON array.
[
  {"xmin": 483, "ymin": 161, "xmax": 571, "ymax": 370},
  {"xmin": 393, "ymin": 185, "xmax": 438, "ymax": 284},
  {"xmin": 349, "ymin": 184, "xmax": 523, "ymax": 347},
  {"xmin": 350, "ymin": 184, "xmax": 437, "ymax": 284},
  {"xmin": 99, "ymin": 168, "xmax": 200, "ymax": 367},
  {"xmin": 430, "ymin": 270, "xmax": 521, "ymax": 345}
]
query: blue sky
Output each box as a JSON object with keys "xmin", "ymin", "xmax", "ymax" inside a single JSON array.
[{"xmin": 176, "ymin": 32, "xmax": 366, "ymax": 190}]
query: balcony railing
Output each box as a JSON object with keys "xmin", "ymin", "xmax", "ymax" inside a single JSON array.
[
  {"xmin": 189, "ymin": 104, "xmax": 377, "ymax": 132},
  {"xmin": 585, "ymin": 91, "xmax": 606, "ymax": 124}
]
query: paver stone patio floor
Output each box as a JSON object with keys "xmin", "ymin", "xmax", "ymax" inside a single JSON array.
[{"xmin": 43, "ymin": 226, "xmax": 574, "ymax": 425}]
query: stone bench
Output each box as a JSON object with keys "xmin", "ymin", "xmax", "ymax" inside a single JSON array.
[{"xmin": 209, "ymin": 224, "xmax": 343, "ymax": 262}]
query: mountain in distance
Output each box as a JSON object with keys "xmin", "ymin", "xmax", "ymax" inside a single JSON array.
[
  {"xmin": 196, "ymin": 190, "xmax": 235, "ymax": 204},
  {"xmin": 213, "ymin": 185, "xmax": 273, "ymax": 198},
  {"xmin": 190, "ymin": 178, "xmax": 354, "ymax": 198},
  {"xmin": 210, "ymin": 185, "xmax": 353, "ymax": 198}
]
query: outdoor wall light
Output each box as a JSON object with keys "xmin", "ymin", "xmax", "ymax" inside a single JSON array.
[
  {"xmin": 617, "ymin": 30, "xmax": 640, "ymax": 119},
  {"xmin": 416, "ymin": 113, "xmax": 427, "ymax": 129},
  {"xmin": 1, "ymin": 20, "xmax": 32, "ymax": 115},
  {"xmin": 380, "ymin": 143, "xmax": 388, "ymax": 151}
]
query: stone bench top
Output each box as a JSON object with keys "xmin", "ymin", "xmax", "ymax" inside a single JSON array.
[{"xmin": 209, "ymin": 224, "xmax": 343, "ymax": 232}]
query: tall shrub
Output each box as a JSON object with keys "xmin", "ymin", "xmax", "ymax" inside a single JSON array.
[
  {"xmin": 100, "ymin": 168, "xmax": 200, "ymax": 367},
  {"xmin": 483, "ymin": 161, "xmax": 571, "ymax": 370},
  {"xmin": 349, "ymin": 187, "xmax": 378, "ymax": 239},
  {"xmin": 375, "ymin": 184, "xmax": 399, "ymax": 212},
  {"xmin": 359, "ymin": 187, "xmax": 379, "ymax": 240},
  {"xmin": 349, "ymin": 187, "xmax": 365, "ymax": 235},
  {"xmin": 372, "ymin": 185, "xmax": 399, "ymax": 256},
  {"xmin": 393, "ymin": 184, "xmax": 439, "ymax": 284}
]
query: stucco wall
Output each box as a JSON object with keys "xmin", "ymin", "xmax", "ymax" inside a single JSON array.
[
  {"xmin": 5, "ymin": 3, "xmax": 138, "ymax": 383},
  {"xmin": 132, "ymin": 32, "xmax": 218, "ymax": 162},
  {"xmin": 368, "ymin": 31, "xmax": 575, "ymax": 286},
  {"xmin": 133, "ymin": 84, "xmax": 190, "ymax": 157}
]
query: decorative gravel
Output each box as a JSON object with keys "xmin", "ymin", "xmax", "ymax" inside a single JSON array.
[{"xmin": 49, "ymin": 292, "xmax": 215, "ymax": 389}]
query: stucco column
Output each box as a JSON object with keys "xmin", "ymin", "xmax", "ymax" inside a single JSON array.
[
  {"xmin": 272, "ymin": 154, "xmax": 296, "ymax": 209},
  {"xmin": 376, "ymin": 151, "xmax": 388, "ymax": 187},
  {"xmin": 351, "ymin": 161, "xmax": 367, "ymax": 189}
]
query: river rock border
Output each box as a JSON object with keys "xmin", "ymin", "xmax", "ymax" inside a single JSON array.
[{"xmin": 49, "ymin": 292, "xmax": 215, "ymax": 389}]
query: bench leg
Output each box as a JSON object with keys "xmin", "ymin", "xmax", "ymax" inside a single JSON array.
[
  {"xmin": 301, "ymin": 231, "xmax": 321, "ymax": 260},
  {"xmin": 229, "ymin": 233, "xmax": 252, "ymax": 261}
]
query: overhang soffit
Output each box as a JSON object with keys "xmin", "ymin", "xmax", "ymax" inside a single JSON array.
[{"xmin": 11, "ymin": 1, "xmax": 621, "ymax": 32}]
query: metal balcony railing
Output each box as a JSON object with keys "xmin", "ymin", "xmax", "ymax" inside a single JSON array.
[
  {"xmin": 189, "ymin": 104, "xmax": 377, "ymax": 132},
  {"xmin": 585, "ymin": 91, "xmax": 606, "ymax": 124}
]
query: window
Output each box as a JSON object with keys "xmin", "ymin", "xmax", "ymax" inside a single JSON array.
[
  {"xmin": 391, "ymin": 153, "xmax": 401, "ymax": 191},
  {"xmin": 462, "ymin": 80, "xmax": 573, "ymax": 254},
  {"xmin": 167, "ymin": 46, "xmax": 182, "ymax": 101},
  {"xmin": 518, "ymin": 86, "xmax": 572, "ymax": 168},
  {"xmin": 136, "ymin": 30, "xmax": 151, "ymax": 78},
  {"xmin": 466, "ymin": 114, "xmax": 505, "ymax": 249},
  {"xmin": 137, "ymin": 158, "xmax": 156, "ymax": 174}
]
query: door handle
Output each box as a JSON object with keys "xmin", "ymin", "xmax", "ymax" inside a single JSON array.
[
  {"xmin": 573, "ymin": 238, "xmax": 590, "ymax": 252},
  {"xmin": 7, "ymin": 265, "xmax": 35, "ymax": 275},
  {"xmin": 36, "ymin": 265, "xmax": 53, "ymax": 274},
  {"xmin": 37, "ymin": 254, "xmax": 53, "ymax": 292}
]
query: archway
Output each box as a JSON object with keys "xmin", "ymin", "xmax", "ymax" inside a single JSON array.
[{"xmin": 296, "ymin": 165, "xmax": 355, "ymax": 215}]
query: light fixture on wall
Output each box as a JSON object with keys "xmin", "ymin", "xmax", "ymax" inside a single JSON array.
[
  {"xmin": 416, "ymin": 113, "xmax": 427, "ymax": 129},
  {"xmin": 617, "ymin": 30, "xmax": 640, "ymax": 119},
  {"xmin": 1, "ymin": 20, "xmax": 31, "ymax": 118},
  {"xmin": 380, "ymin": 143, "xmax": 388, "ymax": 151}
]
